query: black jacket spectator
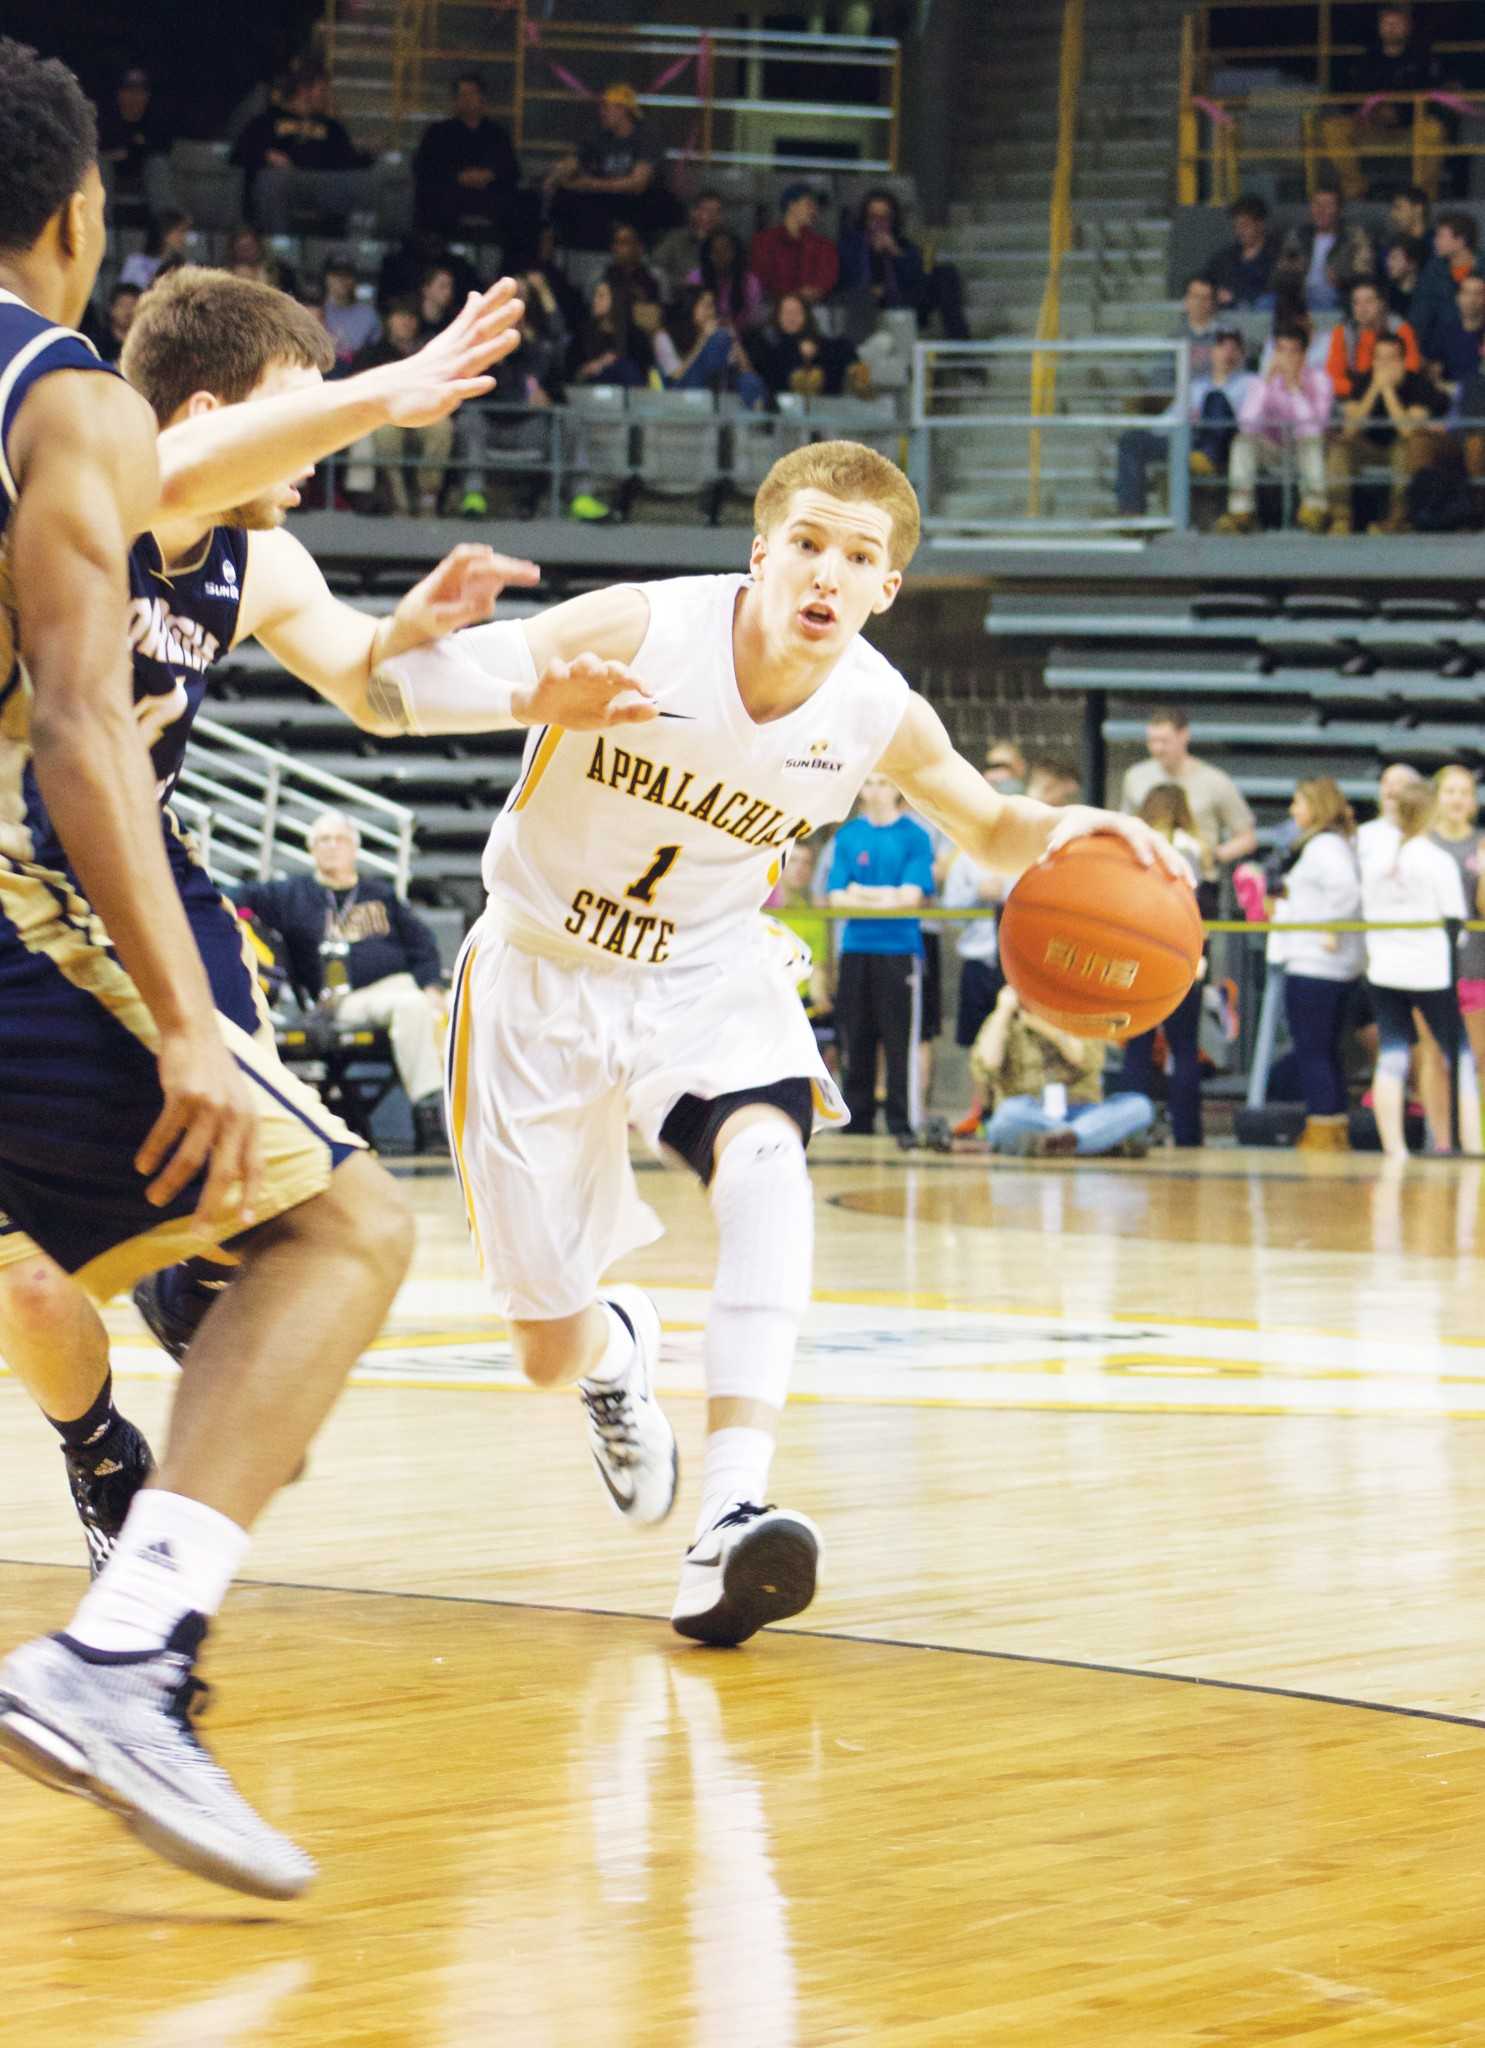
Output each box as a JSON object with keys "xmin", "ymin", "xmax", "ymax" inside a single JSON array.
[
  {"xmin": 1201, "ymin": 198, "xmax": 1279, "ymax": 308},
  {"xmin": 96, "ymin": 67, "xmax": 176, "ymax": 218},
  {"xmin": 836, "ymin": 188, "xmax": 969, "ymax": 338},
  {"xmin": 753, "ymin": 293, "xmax": 860, "ymax": 398},
  {"xmin": 236, "ymin": 874, "xmax": 441, "ymax": 1002},
  {"xmin": 232, "ymin": 91, "xmax": 368, "ymax": 179},
  {"xmin": 413, "ymin": 74, "xmax": 536, "ymax": 260}
]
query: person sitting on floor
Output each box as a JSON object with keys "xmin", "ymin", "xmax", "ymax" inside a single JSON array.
[{"xmin": 973, "ymin": 986, "xmax": 1155, "ymax": 1159}]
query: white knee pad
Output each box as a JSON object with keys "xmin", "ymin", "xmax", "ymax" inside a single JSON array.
[{"xmin": 706, "ymin": 1122, "xmax": 813, "ymax": 1408}]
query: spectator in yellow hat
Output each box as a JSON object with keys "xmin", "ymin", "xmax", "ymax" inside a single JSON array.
[{"xmin": 545, "ymin": 81, "xmax": 670, "ymax": 250}]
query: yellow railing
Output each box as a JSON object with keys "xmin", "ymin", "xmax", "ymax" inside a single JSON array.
[{"xmin": 1028, "ymin": 0, "xmax": 1085, "ymax": 518}]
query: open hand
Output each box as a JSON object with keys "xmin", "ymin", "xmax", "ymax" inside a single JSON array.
[
  {"xmin": 1041, "ymin": 805, "xmax": 1196, "ymax": 886},
  {"xmin": 389, "ymin": 544, "xmax": 540, "ymax": 653},
  {"xmin": 368, "ymin": 280, "xmax": 527, "ymax": 426},
  {"xmin": 513, "ymin": 651, "xmax": 658, "ymax": 731}
]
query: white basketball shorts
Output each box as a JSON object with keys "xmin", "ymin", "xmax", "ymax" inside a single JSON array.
[{"xmin": 444, "ymin": 909, "xmax": 845, "ymax": 1320}]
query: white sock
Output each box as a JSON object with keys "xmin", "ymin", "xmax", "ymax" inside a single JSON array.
[
  {"xmin": 580, "ymin": 1299, "xmax": 638, "ymax": 1388},
  {"xmin": 66, "ymin": 1490, "xmax": 250, "ymax": 1654},
  {"xmin": 695, "ymin": 1426, "xmax": 777, "ymax": 1542}
]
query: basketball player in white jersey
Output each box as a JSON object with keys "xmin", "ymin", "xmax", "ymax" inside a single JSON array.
[{"xmin": 372, "ymin": 441, "xmax": 1188, "ymax": 1646}]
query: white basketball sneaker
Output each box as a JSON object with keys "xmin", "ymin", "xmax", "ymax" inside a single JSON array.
[
  {"xmin": 579, "ymin": 1286, "xmax": 679, "ymax": 1527},
  {"xmin": 671, "ymin": 1503, "xmax": 821, "ymax": 1646}
]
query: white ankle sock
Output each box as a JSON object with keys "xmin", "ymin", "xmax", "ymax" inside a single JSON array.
[
  {"xmin": 580, "ymin": 1299, "xmax": 638, "ymax": 1388},
  {"xmin": 66, "ymin": 1490, "xmax": 250, "ymax": 1654},
  {"xmin": 694, "ymin": 1427, "xmax": 776, "ymax": 1541}
]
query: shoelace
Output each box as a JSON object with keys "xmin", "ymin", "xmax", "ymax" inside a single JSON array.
[
  {"xmin": 580, "ymin": 1384, "xmax": 641, "ymax": 1467},
  {"xmin": 713, "ymin": 1501, "xmax": 775, "ymax": 1531},
  {"xmin": 161, "ymin": 1660, "xmax": 213, "ymax": 1732}
]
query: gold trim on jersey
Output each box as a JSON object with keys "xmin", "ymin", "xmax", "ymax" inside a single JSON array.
[
  {"xmin": 447, "ymin": 939, "xmax": 486, "ymax": 1268},
  {"xmin": 511, "ymin": 724, "xmax": 564, "ymax": 814},
  {"xmin": 0, "ymin": 859, "xmax": 158, "ymax": 1046}
]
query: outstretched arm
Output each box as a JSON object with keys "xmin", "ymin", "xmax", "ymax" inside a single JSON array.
[
  {"xmin": 154, "ymin": 281, "xmax": 526, "ymax": 523},
  {"xmin": 876, "ymin": 693, "xmax": 1192, "ymax": 881}
]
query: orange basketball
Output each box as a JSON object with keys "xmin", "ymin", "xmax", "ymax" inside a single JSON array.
[{"xmin": 998, "ymin": 836, "xmax": 1203, "ymax": 1043}]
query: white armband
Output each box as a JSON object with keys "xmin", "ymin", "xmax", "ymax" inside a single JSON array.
[{"xmin": 369, "ymin": 620, "xmax": 538, "ymax": 736}]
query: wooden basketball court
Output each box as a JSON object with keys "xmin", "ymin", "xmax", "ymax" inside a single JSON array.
[{"xmin": 3, "ymin": 1139, "xmax": 1485, "ymax": 2044}]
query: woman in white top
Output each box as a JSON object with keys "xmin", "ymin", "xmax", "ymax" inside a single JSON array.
[
  {"xmin": 1266, "ymin": 778, "xmax": 1363, "ymax": 1147},
  {"xmin": 1118, "ymin": 786, "xmax": 1207, "ymax": 1145},
  {"xmin": 1429, "ymin": 764, "xmax": 1485, "ymax": 1127},
  {"xmin": 1359, "ymin": 779, "xmax": 1475, "ymax": 1158}
]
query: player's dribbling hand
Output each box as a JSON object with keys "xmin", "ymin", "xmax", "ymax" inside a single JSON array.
[
  {"xmin": 387, "ymin": 544, "xmax": 541, "ymax": 652},
  {"xmin": 138, "ymin": 1027, "xmax": 264, "ymax": 1229},
  {"xmin": 514, "ymin": 652, "xmax": 658, "ymax": 730},
  {"xmin": 1041, "ymin": 806, "xmax": 1196, "ymax": 885},
  {"xmin": 370, "ymin": 280, "xmax": 528, "ymax": 427}
]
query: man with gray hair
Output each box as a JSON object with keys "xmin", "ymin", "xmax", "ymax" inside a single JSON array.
[{"xmin": 237, "ymin": 811, "xmax": 450, "ymax": 1151}]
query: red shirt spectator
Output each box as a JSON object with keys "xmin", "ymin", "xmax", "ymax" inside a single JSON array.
[
  {"xmin": 1326, "ymin": 277, "xmax": 1422, "ymax": 397},
  {"xmin": 750, "ymin": 185, "xmax": 839, "ymax": 306}
]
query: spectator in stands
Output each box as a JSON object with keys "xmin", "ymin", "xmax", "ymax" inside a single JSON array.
[
  {"xmin": 690, "ymin": 228, "xmax": 766, "ymax": 331},
  {"xmin": 454, "ymin": 274, "xmax": 571, "ymax": 521},
  {"xmin": 654, "ymin": 191, "xmax": 725, "ymax": 303},
  {"xmin": 544, "ymin": 83, "xmax": 664, "ymax": 252},
  {"xmin": 1326, "ymin": 276, "xmax": 1422, "ymax": 396},
  {"xmin": 321, "ymin": 256, "xmax": 380, "ymax": 370},
  {"xmin": 352, "ymin": 300, "xmax": 455, "ymax": 514},
  {"xmin": 1119, "ymin": 707, "xmax": 1256, "ymax": 910},
  {"xmin": 418, "ymin": 262, "xmax": 459, "ymax": 337},
  {"xmin": 1429, "ymin": 270, "xmax": 1485, "ymax": 401},
  {"xmin": 375, "ymin": 232, "xmax": 476, "ymax": 312},
  {"xmin": 1322, "ymin": 4, "xmax": 1449, "ymax": 203},
  {"xmin": 569, "ymin": 277, "xmax": 647, "ymax": 389},
  {"xmin": 985, "ymin": 740, "xmax": 1027, "ymax": 792},
  {"xmin": 232, "ymin": 68, "xmax": 376, "ymax": 233},
  {"xmin": 118, "ymin": 209, "xmax": 193, "ymax": 292},
  {"xmin": 1217, "ymin": 321, "xmax": 1332, "ymax": 534},
  {"xmin": 652, "ymin": 286, "xmax": 766, "ymax": 405},
  {"xmin": 603, "ymin": 221, "xmax": 664, "ymax": 313},
  {"xmin": 1275, "ymin": 183, "xmax": 1374, "ymax": 315},
  {"xmin": 1116, "ymin": 325, "xmax": 1254, "ymax": 520},
  {"xmin": 238, "ymin": 813, "xmax": 450, "ymax": 1154},
  {"xmin": 1360, "ymin": 778, "xmax": 1474, "ymax": 1158},
  {"xmin": 1026, "ymin": 758, "xmax": 1082, "ymax": 808},
  {"xmin": 227, "ymin": 224, "xmax": 299, "ymax": 297},
  {"xmin": 1410, "ymin": 210, "xmax": 1480, "ymax": 357},
  {"xmin": 750, "ymin": 185, "xmax": 840, "ymax": 310},
  {"xmin": 1430, "ymin": 763, "xmax": 1485, "ymax": 1125},
  {"xmin": 976, "ymin": 987, "xmax": 1153, "ymax": 1159},
  {"xmin": 94, "ymin": 282, "xmax": 142, "ymax": 365},
  {"xmin": 837, "ymin": 188, "xmax": 969, "ymax": 338},
  {"xmin": 943, "ymin": 836, "xmax": 1008, "ymax": 1138},
  {"xmin": 1328, "ymin": 328, "xmax": 1446, "ymax": 534},
  {"xmin": 1203, "ymin": 194, "xmax": 1279, "ymax": 310},
  {"xmin": 1388, "ymin": 184, "xmax": 1432, "ymax": 242},
  {"xmin": 1266, "ymin": 777, "xmax": 1364, "ymax": 1150},
  {"xmin": 753, "ymin": 292, "xmax": 862, "ymax": 398},
  {"xmin": 1383, "ymin": 233, "xmax": 1428, "ymax": 320},
  {"xmin": 412, "ymin": 73, "xmax": 524, "ymax": 248},
  {"xmin": 525, "ymin": 223, "xmax": 585, "ymax": 336},
  {"xmin": 828, "ymin": 774, "xmax": 935, "ymax": 1144},
  {"xmin": 770, "ymin": 839, "xmax": 833, "ymax": 1027},
  {"xmin": 96, "ymin": 64, "xmax": 177, "ymax": 224},
  {"xmin": 1118, "ymin": 785, "xmax": 1206, "ymax": 1147}
]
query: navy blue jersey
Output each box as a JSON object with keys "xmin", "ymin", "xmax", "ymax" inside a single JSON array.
[{"xmin": 0, "ymin": 288, "xmax": 116, "ymax": 853}]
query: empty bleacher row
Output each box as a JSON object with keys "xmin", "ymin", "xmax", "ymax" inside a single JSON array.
[{"xmin": 987, "ymin": 587, "xmax": 1485, "ymax": 832}]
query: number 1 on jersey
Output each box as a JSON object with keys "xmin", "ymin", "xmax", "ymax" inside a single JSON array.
[{"xmin": 627, "ymin": 843, "xmax": 681, "ymax": 904}]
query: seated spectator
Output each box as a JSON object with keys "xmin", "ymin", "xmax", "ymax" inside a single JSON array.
[
  {"xmin": 1321, "ymin": 4, "xmax": 1449, "ymax": 204},
  {"xmin": 96, "ymin": 64, "xmax": 177, "ymax": 224},
  {"xmin": 1387, "ymin": 183, "xmax": 1432, "ymax": 242},
  {"xmin": 118, "ymin": 209, "xmax": 193, "ymax": 291},
  {"xmin": 1329, "ymin": 328, "xmax": 1446, "ymax": 533},
  {"xmin": 750, "ymin": 185, "xmax": 840, "ymax": 310},
  {"xmin": 237, "ymin": 812, "xmax": 450, "ymax": 1155},
  {"xmin": 375, "ymin": 233, "xmax": 477, "ymax": 312},
  {"xmin": 1026, "ymin": 757, "xmax": 1082, "ymax": 808},
  {"xmin": 1117, "ymin": 325, "xmax": 1255, "ymax": 520},
  {"xmin": 1430, "ymin": 270, "xmax": 1485, "ymax": 401},
  {"xmin": 975, "ymin": 987, "xmax": 1154, "ymax": 1159},
  {"xmin": 602, "ymin": 220, "xmax": 663, "ymax": 312},
  {"xmin": 689, "ymin": 228, "xmax": 766, "ymax": 331},
  {"xmin": 837, "ymin": 188, "xmax": 969, "ymax": 338},
  {"xmin": 1410, "ymin": 210, "xmax": 1480, "ymax": 357},
  {"xmin": 1275, "ymin": 184, "xmax": 1374, "ymax": 314},
  {"xmin": 413, "ymin": 73, "xmax": 530, "ymax": 258},
  {"xmin": 92, "ymin": 282, "xmax": 141, "ymax": 365},
  {"xmin": 652, "ymin": 285, "xmax": 766, "ymax": 406},
  {"xmin": 654, "ymin": 191, "xmax": 724, "ymax": 304},
  {"xmin": 568, "ymin": 278, "xmax": 648, "ymax": 389},
  {"xmin": 1117, "ymin": 786, "xmax": 1207, "ymax": 1147},
  {"xmin": 525, "ymin": 224, "xmax": 585, "ymax": 335},
  {"xmin": 227, "ymin": 224, "xmax": 298, "ymax": 297},
  {"xmin": 1202, "ymin": 194, "xmax": 1279, "ymax": 309},
  {"xmin": 1266, "ymin": 777, "xmax": 1364, "ymax": 1150},
  {"xmin": 544, "ymin": 82, "xmax": 666, "ymax": 252},
  {"xmin": 1326, "ymin": 276, "xmax": 1422, "ymax": 397},
  {"xmin": 752, "ymin": 292, "xmax": 861, "ymax": 398},
  {"xmin": 455, "ymin": 282, "xmax": 570, "ymax": 520},
  {"xmin": 1216, "ymin": 321, "xmax": 1332, "ymax": 534},
  {"xmin": 231, "ymin": 67, "xmax": 376, "ymax": 234},
  {"xmin": 321, "ymin": 256, "xmax": 380, "ymax": 370},
  {"xmin": 1383, "ymin": 232, "xmax": 1428, "ymax": 319},
  {"xmin": 418, "ymin": 261, "xmax": 459, "ymax": 338},
  {"xmin": 1360, "ymin": 778, "xmax": 1474, "ymax": 1158},
  {"xmin": 352, "ymin": 300, "xmax": 455, "ymax": 514}
]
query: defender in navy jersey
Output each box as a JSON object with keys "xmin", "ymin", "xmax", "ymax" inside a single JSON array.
[{"xmin": 0, "ymin": 68, "xmax": 538, "ymax": 1902}]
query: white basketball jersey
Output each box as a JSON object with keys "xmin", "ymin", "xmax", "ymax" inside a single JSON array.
[{"xmin": 481, "ymin": 573, "xmax": 910, "ymax": 969}]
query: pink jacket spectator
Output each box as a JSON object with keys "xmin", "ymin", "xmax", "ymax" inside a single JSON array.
[{"xmin": 1238, "ymin": 366, "xmax": 1333, "ymax": 445}]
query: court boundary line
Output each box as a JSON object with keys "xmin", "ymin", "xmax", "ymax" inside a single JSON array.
[{"xmin": 3, "ymin": 1556, "xmax": 1480, "ymax": 1733}]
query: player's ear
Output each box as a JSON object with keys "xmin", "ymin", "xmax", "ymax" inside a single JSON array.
[
  {"xmin": 748, "ymin": 532, "xmax": 768, "ymax": 580},
  {"xmin": 179, "ymin": 390, "xmax": 225, "ymax": 420},
  {"xmin": 59, "ymin": 187, "xmax": 88, "ymax": 262},
  {"xmin": 870, "ymin": 570, "xmax": 903, "ymax": 616}
]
